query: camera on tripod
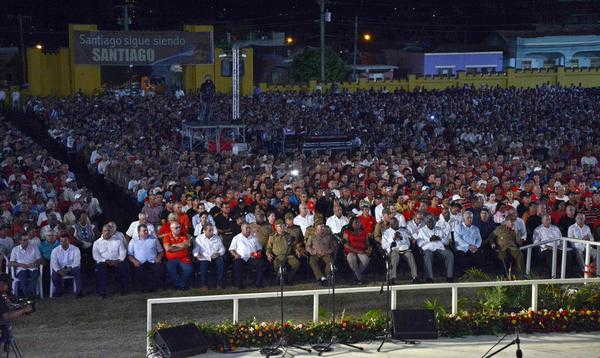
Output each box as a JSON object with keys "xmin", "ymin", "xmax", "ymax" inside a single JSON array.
[{"xmin": 7, "ymin": 298, "xmax": 35, "ymax": 315}]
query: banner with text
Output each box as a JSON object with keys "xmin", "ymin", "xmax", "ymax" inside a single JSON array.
[{"xmin": 73, "ymin": 30, "xmax": 213, "ymax": 66}]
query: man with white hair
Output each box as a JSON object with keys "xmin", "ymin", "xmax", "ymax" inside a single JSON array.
[
  {"xmin": 567, "ymin": 213, "xmax": 597, "ymax": 273},
  {"xmin": 126, "ymin": 213, "xmax": 156, "ymax": 241},
  {"xmin": 381, "ymin": 218, "xmax": 418, "ymax": 284},
  {"xmin": 533, "ymin": 214, "xmax": 565, "ymax": 276},
  {"xmin": 163, "ymin": 221, "xmax": 193, "ymax": 290},
  {"xmin": 454, "ymin": 211, "xmax": 484, "ymax": 275},
  {"xmin": 294, "ymin": 203, "xmax": 314, "ymax": 236}
]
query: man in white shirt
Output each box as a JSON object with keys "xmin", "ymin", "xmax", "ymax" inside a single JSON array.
[
  {"xmin": 326, "ymin": 204, "xmax": 349, "ymax": 236},
  {"xmin": 9, "ymin": 236, "xmax": 42, "ymax": 298},
  {"xmin": 128, "ymin": 224, "xmax": 163, "ymax": 293},
  {"xmin": 0, "ymin": 225, "xmax": 14, "ymax": 268},
  {"xmin": 93, "ymin": 224, "xmax": 129, "ymax": 298},
  {"xmin": 11, "ymin": 90, "xmax": 20, "ymax": 109},
  {"xmin": 125, "ymin": 213, "xmax": 156, "ymax": 242},
  {"xmin": 533, "ymin": 214, "xmax": 565, "ymax": 277},
  {"xmin": 193, "ymin": 224, "xmax": 226, "ymax": 290},
  {"xmin": 229, "ymin": 224, "xmax": 266, "ymax": 289},
  {"xmin": 454, "ymin": 211, "xmax": 484, "ymax": 275},
  {"xmin": 50, "ymin": 235, "xmax": 82, "ymax": 297},
  {"xmin": 381, "ymin": 218, "xmax": 418, "ymax": 283},
  {"xmin": 417, "ymin": 215, "xmax": 454, "ymax": 283},
  {"xmin": 567, "ymin": 213, "xmax": 597, "ymax": 273},
  {"xmin": 406, "ymin": 212, "xmax": 425, "ymax": 240},
  {"xmin": 293, "ymin": 204, "xmax": 314, "ymax": 236}
]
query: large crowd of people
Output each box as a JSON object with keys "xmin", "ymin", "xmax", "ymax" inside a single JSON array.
[{"xmin": 1, "ymin": 84, "xmax": 599, "ymax": 298}]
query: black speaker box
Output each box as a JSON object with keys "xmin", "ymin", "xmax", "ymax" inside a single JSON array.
[
  {"xmin": 154, "ymin": 324, "xmax": 210, "ymax": 357},
  {"xmin": 392, "ymin": 309, "xmax": 438, "ymax": 340}
]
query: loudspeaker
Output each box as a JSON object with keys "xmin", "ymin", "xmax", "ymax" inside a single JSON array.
[
  {"xmin": 391, "ymin": 309, "xmax": 438, "ymax": 340},
  {"xmin": 154, "ymin": 324, "xmax": 210, "ymax": 357}
]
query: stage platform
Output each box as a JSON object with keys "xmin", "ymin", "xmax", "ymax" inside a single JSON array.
[{"xmin": 195, "ymin": 332, "xmax": 600, "ymax": 357}]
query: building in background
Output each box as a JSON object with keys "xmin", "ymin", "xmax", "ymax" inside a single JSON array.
[
  {"xmin": 397, "ymin": 50, "xmax": 503, "ymax": 76},
  {"xmin": 349, "ymin": 65, "xmax": 397, "ymax": 81},
  {"xmin": 488, "ymin": 30, "xmax": 600, "ymax": 69}
]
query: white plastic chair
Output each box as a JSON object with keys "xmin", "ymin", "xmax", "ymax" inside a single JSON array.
[
  {"xmin": 10, "ymin": 265, "xmax": 44, "ymax": 299},
  {"xmin": 49, "ymin": 273, "xmax": 77, "ymax": 298}
]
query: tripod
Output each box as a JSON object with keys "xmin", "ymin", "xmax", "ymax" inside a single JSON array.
[
  {"xmin": 312, "ymin": 247, "xmax": 363, "ymax": 355},
  {"xmin": 482, "ymin": 328, "xmax": 523, "ymax": 358},
  {"xmin": 260, "ymin": 263, "xmax": 312, "ymax": 357}
]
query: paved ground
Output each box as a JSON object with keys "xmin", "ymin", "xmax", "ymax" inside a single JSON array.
[{"xmin": 197, "ymin": 332, "xmax": 600, "ymax": 358}]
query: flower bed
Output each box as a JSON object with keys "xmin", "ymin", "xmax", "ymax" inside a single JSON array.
[{"xmin": 152, "ymin": 309, "xmax": 600, "ymax": 351}]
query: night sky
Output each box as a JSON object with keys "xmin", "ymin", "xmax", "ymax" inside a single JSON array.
[{"xmin": 2, "ymin": 0, "xmax": 599, "ymax": 49}]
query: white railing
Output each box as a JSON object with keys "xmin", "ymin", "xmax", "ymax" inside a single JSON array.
[
  {"xmin": 146, "ymin": 277, "xmax": 600, "ymax": 339},
  {"xmin": 520, "ymin": 237, "xmax": 600, "ymax": 279}
]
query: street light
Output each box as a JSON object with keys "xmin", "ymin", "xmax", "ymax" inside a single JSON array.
[
  {"xmin": 362, "ymin": 33, "xmax": 372, "ymax": 41},
  {"xmin": 286, "ymin": 36, "xmax": 294, "ymax": 45},
  {"xmin": 35, "ymin": 43, "xmax": 43, "ymax": 50}
]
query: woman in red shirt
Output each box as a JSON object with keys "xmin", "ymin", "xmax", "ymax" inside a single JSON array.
[{"xmin": 343, "ymin": 217, "xmax": 371, "ymax": 285}]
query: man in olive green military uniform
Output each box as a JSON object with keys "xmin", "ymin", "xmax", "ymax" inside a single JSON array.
[
  {"xmin": 487, "ymin": 216, "xmax": 524, "ymax": 275},
  {"xmin": 267, "ymin": 219, "xmax": 301, "ymax": 284},
  {"xmin": 305, "ymin": 217, "xmax": 338, "ymax": 286},
  {"xmin": 284, "ymin": 212, "xmax": 304, "ymax": 243}
]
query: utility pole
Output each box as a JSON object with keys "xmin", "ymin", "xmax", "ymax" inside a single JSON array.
[
  {"xmin": 117, "ymin": 0, "xmax": 134, "ymax": 31},
  {"xmin": 319, "ymin": 0, "xmax": 325, "ymax": 82},
  {"xmin": 7, "ymin": 14, "xmax": 30, "ymax": 85},
  {"xmin": 18, "ymin": 15, "xmax": 26, "ymax": 85},
  {"xmin": 352, "ymin": 15, "xmax": 358, "ymax": 81}
]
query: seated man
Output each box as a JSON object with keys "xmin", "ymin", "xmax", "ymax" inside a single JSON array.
[
  {"xmin": 50, "ymin": 234, "xmax": 82, "ymax": 297},
  {"xmin": 342, "ymin": 217, "xmax": 372, "ymax": 285},
  {"xmin": 381, "ymin": 218, "xmax": 418, "ymax": 284},
  {"xmin": 9, "ymin": 236, "xmax": 42, "ymax": 298},
  {"xmin": 305, "ymin": 217, "xmax": 338, "ymax": 286},
  {"xmin": 229, "ymin": 224, "xmax": 267, "ymax": 289},
  {"xmin": 454, "ymin": 211, "xmax": 484, "ymax": 275},
  {"xmin": 163, "ymin": 222, "xmax": 193, "ymax": 290},
  {"xmin": 417, "ymin": 215, "xmax": 454, "ymax": 283},
  {"xmin": 128, "ymin": 224, "xmax": 163, "ymax": 293},
  {"xmin": 193, "ymin": 224, "xmax": 226, "ymax": 290},
  {"xmin": 567, "ymin": 213, "xmax": 597, "ymax": 274},
  {"xmin": 487, "ymin": 216, "xmax": 525, "ymax": 276},
  {"xmin": 533, "ymin": 214, "xmax": 569, "ymax": 276},
  {"xmin": 266, "ymin": 220, "xmax": 301, "ymax": 285},
  {"xmin": 92, "ymin": 224, "xmax": 129, "ymax": 298}
]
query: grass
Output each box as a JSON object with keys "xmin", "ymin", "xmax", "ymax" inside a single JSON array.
[{"xmin": 13, "ymin": 274, "xmax": 454, "ymax": 357}]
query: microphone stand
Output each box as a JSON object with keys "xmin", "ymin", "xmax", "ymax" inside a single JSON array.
[
  {"xmin": 377, "ymin": 248, "xmax": 397, "ymax": 351},
  {"xmin": 312, "ymin": 234, "xmax": 363, "ymax": 355},
  {"xmin": 378, "ymin": 239, "xmax": 418, "ymax": 352},
  {"xmin": 260, "ymin": 243, "xmax": 311, "ymax": 357},
  {"xmin": 482, "ymin": 328, "xmax": 523, "ymax": 358}
]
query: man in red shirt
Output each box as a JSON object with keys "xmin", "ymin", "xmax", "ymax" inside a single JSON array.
[{"xmin": 163, "ymin": 222, "xmax": 193, "ymax": 290}]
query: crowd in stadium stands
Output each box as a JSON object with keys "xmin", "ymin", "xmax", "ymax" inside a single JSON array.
[
  {"xmin": 0, "ymin": 116, "xmax": 103, "ymax": 299},
  {"xmin": 1, "ymin": 84, "xmax": 599, "ymax": 298}
]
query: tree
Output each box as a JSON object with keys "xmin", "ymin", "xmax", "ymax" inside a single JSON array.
[{"xmin": 290, "ymin": 47, "xmax": 348, "ymax": 83}]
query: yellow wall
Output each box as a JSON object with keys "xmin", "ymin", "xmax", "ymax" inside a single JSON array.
[
  {"xmin": 259, "ymin": 67, "xmax": 600, "ymax": 93},
  {"xmin": 27, "ymin": 47, "xmax": 71, "ymax": 97}
]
